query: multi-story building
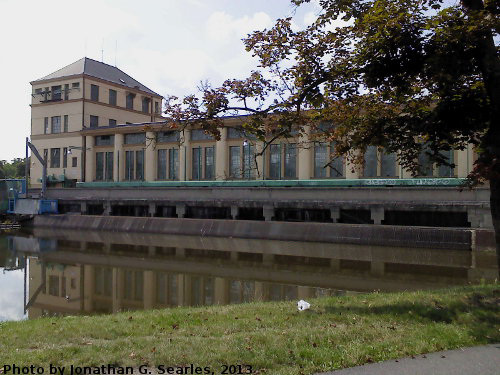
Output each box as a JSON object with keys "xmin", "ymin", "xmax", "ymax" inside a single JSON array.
[
  {"xmin": 31, "ymin": 58, "xmax": 477, "ymax": 187},
  {"xmin": 30, "ymin": 57, "xmax": 164, "ymax": 187}
]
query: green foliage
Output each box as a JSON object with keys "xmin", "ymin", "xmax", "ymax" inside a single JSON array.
[
  {"xmin": 0, "ymin": 158, "xmax": 27, "ymax": 179},
  {"xmin": 164, "ymin": 0, "xmax": 499, "ymax": 178}
]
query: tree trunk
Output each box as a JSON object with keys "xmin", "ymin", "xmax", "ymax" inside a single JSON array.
[{"xmin": 462, "ymin": 0, "xmax": 500, "ymax": 274}]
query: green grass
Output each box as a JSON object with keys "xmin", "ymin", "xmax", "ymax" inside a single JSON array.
[{"xmin": 0, "ymin": 284, "xmax": 498, "ymax": 375}]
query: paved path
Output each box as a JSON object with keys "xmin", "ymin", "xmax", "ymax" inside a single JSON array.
[{"xmin": 317, "ymin": 344, "xmax": 500, "ymax": 375}]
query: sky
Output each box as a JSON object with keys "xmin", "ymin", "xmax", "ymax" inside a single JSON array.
[{"xmin": 0, "ymin": 0, "xmax": 321, "ymax": 161}]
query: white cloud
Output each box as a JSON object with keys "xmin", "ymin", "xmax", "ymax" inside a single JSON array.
[{"xmin": 206, "ymin": 11, "xmax": 273, "ymax": 46}]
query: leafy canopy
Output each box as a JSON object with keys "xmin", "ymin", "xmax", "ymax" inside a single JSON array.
[{"xmin": 165, "ymin": 0, "xmax": 499, "ymax": 176}]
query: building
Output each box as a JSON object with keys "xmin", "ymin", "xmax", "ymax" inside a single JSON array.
[{"xmin": 30, "ymin": 57, "xmax": 164, "ymax": 187}]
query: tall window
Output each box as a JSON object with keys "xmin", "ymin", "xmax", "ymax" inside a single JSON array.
[
  {"xmin": 64, "ymin": 84, "xmax": 69, "ymax": 100},
  {"xmin": 44, "ymin": 117, "xmax": 49, "ymax": 134},
  {"xmin": 380, "ymin": 152, "xmax": 397, "ymax": 177},
  {"xmin": 314, "ymin": 144, "xmax": 328, "ymax": 178},
  {"xmin": 157, "ymin": 149, "xmax": 167, "ymax": 180},
  {"xmin": 90, "ymin": 115, "xmax": 98, "ymax": 128},
  {"xmin": 192, "ymin": 147, "xmax": 201, "ymax": 180},
  {"xmin": 90, "ymin": 84, "xmax": 99, "ymax": 101},
  {"xmin": 284, "ymin": 143, "xmax": 296, "ymax": 178},
  {"xmin": 51, "ymin": 116, "xmax": 61, "ymax": 133},
  {"xmin": 125, "ymin": 150, "xmax": 144, "ymax": 180},
  {"xmin": 126, "ymin": 93, "xmax": 135, "ymax": 109},
  {"xmin": 158, "ymin": 148, "xmax": 180, "ymax": 180},
  {"xmin": 330, "ymin": 142, "xmax": 344, "ymax": 178},
  {"xmin": 363, "ymin": 146, "xmax": 378, "ymax": 177},
  {"xmin": 229, "ymin": 146, "xmax": 241, "ymax": 178},
  {"xmin": 418, "ymin": 148, "xmax": 433, "ymax": 177},
  {"xmin": 51, "ymin": 85, "xmax": 62, "ymax": 100},
  {"xmin": 204, "ymin": 146, "xmax": 215, "ymax": 180},
  {"xmin": 96, "ymin": 152, "xmax": 114, "ymax": 181},
  {"xmin": 125, "ymin": 151, "xmax": 135, "ymax": 180},
  {"xmin": 136, "ymin": 150, "xmax": 144, "ymax": 180},
  {"xmin": 50, "ymin": 148, "xmax": 60, "ymax": 168},
  {"xmin": 169, "ymin": 149, "xmax": 179, "ymax": 180},
  {"xmin": 109, "ymin": 89, "xmax": 117, "ymax": 106},
  {"xmin": 142, "ymin": 97, "xmax": 150, "ymax": 113},
  {"xmin": 438, "ymin": 150, "xmax": 454, "ymax": 177},
  {"xmin": 155, "ymin": 101, "xmax": 160, "ymax": 114},
  {"xmin": 63, "ymin": 115, "xmax": 68, "ymax": 132},
  {"xmin": 63, "ymin": 148, "xmax": 68, "ymax": 168},
  {"xmin": 269, "ymin": 144, "xmax": 281, "ymax": 179},
  {"xmin": 243, "ymin": 144, "xmax": 255, "ymax": 179}
]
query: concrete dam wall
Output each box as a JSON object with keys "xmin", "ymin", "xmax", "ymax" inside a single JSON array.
[{"xmin": 33, "ymin": 214, "xmax": 495, "ymax": 251}]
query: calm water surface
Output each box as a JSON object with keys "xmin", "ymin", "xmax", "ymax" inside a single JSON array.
[{"xmin": 0, "ymin": 227, "xmax": 495, "ymax": 322}]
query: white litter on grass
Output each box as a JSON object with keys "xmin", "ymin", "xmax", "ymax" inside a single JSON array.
[{"xmin": 297, "ymin": 300, "xmax": 311, "ymax": 311}]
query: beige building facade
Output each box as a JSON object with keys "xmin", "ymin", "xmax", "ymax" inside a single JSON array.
[
  {"xmin": 30, "ymin": 57, "xmax": 164, "ymax": 187},
  {"xmin": 31, "ymin": 59, "xmax": 477, "ymax": 186}
]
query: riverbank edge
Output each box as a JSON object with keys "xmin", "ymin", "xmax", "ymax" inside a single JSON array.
[
  {"xmin": 32, "ymin": 214, "xmax": 496, "ymax": 250},
  {"xmin": 1, "ymin": 284, "xmax": 498, "ymax": 374}
]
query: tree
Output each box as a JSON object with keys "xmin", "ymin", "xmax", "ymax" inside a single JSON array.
[{"xmin": 165, "ymin": 0, "xmax": 500, "ymax": 269}]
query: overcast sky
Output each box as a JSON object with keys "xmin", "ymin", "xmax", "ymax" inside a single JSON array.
[{"xmin": 0, "ymin": 0, "xmax": 320, "ymax": 161}]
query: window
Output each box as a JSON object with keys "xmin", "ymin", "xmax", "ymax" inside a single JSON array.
[
  {"xmin": 51, "ymin": 116, "xmax": 61, "ymax": 133},
  {"xmin": 142, "ymin": 97, "xmax": 150, "ymax": 113},
  {"xmin": 90, "ymin": 115, "xmax": 98, "ymax": 128},
  {"xmin": 155, "ymin": 101, "xmax": 160, "ymax": 114},
  {"xmin": 50, "ymin": 148, "xmax": 60, "ymax": 168},
  {"xmin": 157, "ymin": 149, "xmax": 179, "ymax": 180},
  {"xmin": 329, "ymin": 142, "xmax": 344, "ymax": 178},
  {"xmin": 96, "ymin": 152, "xmax": 113, "ymax": 181},
  {"xmin": 35, "ymin": 88, "xmax": 42, "ymax": 95},
  {"xmin": 169, "ymin": 149, "xmax": 179, "ymax": 180},
  {"xmin": 157, "ymin": 131, "xmax": 179, "ymax": 143},
  {"xmin": 72, "ymin": 82, "xmax": 80, "ymax": 89},
  {"xmin": 269, "ymin": 144, "xmax": 281, "ymax": 179},
  {"xmin": 229, "ymin": 146, "xmax": 241, "ymax": 178},
  {"xmin": 205, "ymin": 146, "xmax": 215, "ymax": 180},
  {"xmin": 63, "ymin": 148, "xmax": 68, "ymax": 168},
  {"xmin": 48, "ymin": 276, "xmax": 59, "ymax": 296},
  {"xmin": 314, "ymin": 144, "xmax": 328, "ymax": 178},
  {"xmin": 109, "ymin": 89, "xmax": 117, "ymax": 106},
  {"xmin": 95, "ymin": 135, "xmax": 114, "ymax": 146},
  {"xmin": 191, "ymin": 129, "xmax": 214, "ymax": 141},
  {"xmin": 64, "ymin": 84, "xmax": 69, "ymax": 100},
  {"xmin": 243, "ymin": 144, "xmax": 255, "ymax": 179},
  {"xmin": 51, "ymin": 85, "xmax": 62, "ymax": 100},
  {"xmin": 157, "ymin": 149, "xmax": 167, "ymax": 180},
  {"xmin": 44, "ymin": 117, "xmax": 49, "ymax": 134},
  {"xmin": 90, "ymin": 84, "xmax": 99, "ymax": 101},
  {"xmin": 418, "ymin": 148, "xmax": 433, "ymax": 177},
  {"xmin": 126, "ymin": 93, "xmax": 135, "ymax": 109},
  {"xmin": 227, "ymin": 128, "xmax": 257, "ymax": 140},
  {"xmin": 192, "ymin": 147, "xmax": 201, "ymax": 180},
  {"xmin": 109, "ymin": 119, "xmax": 117, "ymax": 126},
  {"xmin": 380, "ymin": 152, "xmax": 397, "ymax": 177},
  {"xmin": 438, "ymin": 150, "xmax": 454, "ymax": 177},
  {"xmin": 72, "ymin": 157, "xmax": 77, "ymax": 168},
  {"xmin": 124, "ymin": 133, "xmax": 145, "ymax": 144},
  {"xmin": 363, "ymin": 146, "xmax": 377, "ymax": 177},
  {"xmin": 125, "ymin": 150, "xmax": 144, "ymax": 180},
  {"xmin": 43, "ymin": 149, "xmax": 48, "ymax": 163},
  {"xmin": 63, "ymin": 115, "xmax": 68, "ymax": 132},
  {"xmin": 284, "ymin": 143, "xmax": 296, "ymax": 178}
]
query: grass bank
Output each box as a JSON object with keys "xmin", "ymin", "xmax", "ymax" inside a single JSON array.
[{"xmin": 1, "ymin": 284, "xmax": 498, "ymax": 374}]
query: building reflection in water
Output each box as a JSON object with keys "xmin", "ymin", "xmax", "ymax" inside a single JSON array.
[{"xmin": 6, "ymin": 228, "xmax": 496, "ymax": 319}]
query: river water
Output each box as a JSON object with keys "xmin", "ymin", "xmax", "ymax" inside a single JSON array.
[{"xmin": 0, "ymin": 227, "xmax": 495, "ymax": 322}]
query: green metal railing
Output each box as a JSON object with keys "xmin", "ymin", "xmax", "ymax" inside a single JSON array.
[{"xmin": 76, "ymin": 178, "xmax": 467, "ymax": 189}]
